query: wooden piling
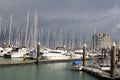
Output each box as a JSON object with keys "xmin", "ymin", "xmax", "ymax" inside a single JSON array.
[
  {"xmin": 83, "ymin": 43, "xmax": 87, "ymax": 66},
  {"xmin": 23, "ymin": 54, "xmax": 26, "ymax": 61},
  {"xmin": 36, "ymin": 42, "xmax": 40, "ymax": 64},
  {"xmin": 118, "ymin": 49, "xmax": 120, "ymax": 62},
  {"xmin": 101, "ymin": 48, "xmax": 104, "ymax": 58},
  {"xmin": 104, "ymin": 48, "xmax": 106, "ymax": 58},
  {"xmin": 110, "ymin": 42, "xmax": 116, "ymax": 79},
  {"xmin": 101, "ymin": 48, "xmax": 106, "ymax": 58}
]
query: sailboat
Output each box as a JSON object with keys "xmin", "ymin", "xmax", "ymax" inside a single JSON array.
[
  {"xmin": 25, "ymin": 11, "xmax": 29, "ymax": 47},
  {"xmin": 0, "ymin": 43, "xmax": 12, "ymax": 57},
  {"xmin": 0, "ymin": 14, "xmax": 13, "ymax": 57},
  {"xmin": 4, "ymin": 46, "xmax": 27, "ymax": 58},
  {"xmin": 41, "ymin": 49, "xmax": 69, "ymax": 60},
  {"xmin": 26, "ymin": 9, "xmax": 40, "ymax": 59}
]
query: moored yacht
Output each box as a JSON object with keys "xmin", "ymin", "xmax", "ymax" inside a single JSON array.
[
  {"xmin": 41, "ymin": 49, "xmax": 70, "ymax": 60},
  {"xmin": 0, "ymin": 43, "xmax": 12, "ymax": 57},
  {"xmin": 4, "ymin": 47, "xmax": 27, "ymax": 58},
  {"xmin": 26, "ymin": 48, "xmax": 51, "ymax": 59},
  {"xmin": 71, "ymin": 60, "xmax": 83, "ymax": 71},
  {"xmin": 70, "ymin": 49, "xmax": 89, "ymax": 59}
]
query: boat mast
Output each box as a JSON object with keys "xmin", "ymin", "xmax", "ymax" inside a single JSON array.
[
  {"xmin": 47, "ymin": 29, "xmax": 50, "ymax": 48},
  {"xmin": 0, "ymin": 14, "xmax": 2, "ymax": 45},
  {"xmin": 59, "ymin": 28, "xmax": 63, "ymax": 47},
  {"xmin": 8, "ymin": 14, "xmax": 13, "ymax": 46},
  {"xmin": 53, "ymin": 28, "xmax": 56, "ymax": 48},
  {"xmin": 68, "ymin": 33, "xmax": 71, "ymax": 49},
  {"xmin": 27, "ymin": 16, "xmax": 34, "ymax": 48},
  {"xmin": 33, "ymin": 9, "xmax": 38, "ymax": 48},
  {"xmin": 62, "ymin": 32, "xmax": 67, "ymax": 49},
  {"xmin": 15, "ymin": 26, "xmax": 19, "ymax": 46},
  {"xmin": 25, "ymin": 11, "xmax": 29, "ymax": 47},
  {"xmin": 3, "ymin": 21, "xmax": 6, "ymax": 44},
  {"xmin": 40, "ymin": 28, "xmax": 43, "ymax": 47},
  {"xmin": 71, "ymin": 31, "xmax": 75, "ymax": 49}
]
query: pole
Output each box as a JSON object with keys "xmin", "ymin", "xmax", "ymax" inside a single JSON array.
[
  {"xmin": 110, "ymin": 42, "xmax": 116, "ymax": 79},
  {"xmin": 36, "ymin": 42, "xmax": 40, "ymax": 64},
  {"xmin": 23, "ymin": 54, "xmax": 26, "ymax": 61},
  {"xmin": 83, "ymin": 43, "xmax": 87, "ymax": 66},
  {"xmin": 101, "ymin": 48, "xmax": 104, "ymax": 58},
  {"xmin": 118, "ymin": 49, "xmax": 120, "ymax": 62},
  {"xmin": 104, "ymin": 48, "xmax": 106, "ymax": 58}
]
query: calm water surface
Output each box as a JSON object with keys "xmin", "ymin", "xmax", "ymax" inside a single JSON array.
[{"xmin": 0, "ymin": 59, "xmax": 99, "ymax": 80}]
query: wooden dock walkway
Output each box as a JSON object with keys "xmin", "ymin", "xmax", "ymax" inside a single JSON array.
[
  {"xmin": 0, "ymin": 58, "xmax": 93, "ymax": 66},
  {"xmin": 0, "ymin": 60, "xmax": 36, "ymax": 66},
  {"xmin": 83, "ymin": 66, "xmax": 120, "ymax": 80}
]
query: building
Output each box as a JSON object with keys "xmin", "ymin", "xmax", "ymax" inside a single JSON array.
[{"xmin": 92, "ymin": 32, "xmax": 112, "ymax": 50}]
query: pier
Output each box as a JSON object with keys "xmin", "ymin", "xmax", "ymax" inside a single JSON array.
[
  {"xmin": 0, "ymin": 58, "xmax": 92, "ymax": 66},
  {"xmin": 83, "ymin": 66, "xmax": 120, "ymax": 80},
  {"xmin": 81, "ymin": 42, "xmax": 120, "ymax": 80}
]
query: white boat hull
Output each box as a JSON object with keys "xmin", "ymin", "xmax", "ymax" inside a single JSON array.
[
  {"xmin": 41, "ymin": 49, "xmax": 70, "ymax": 60},
  {"xmin": 71, "ymin": 55, "xmax": 89, "ymax": 59},
  {"xmin": 71, "ymin": 66, "xmax": 83, "ymax": 71},
  {"xmin": 4, "ymin": 48, "xmax": 26, "ymax": 58},
  {"xmin": 11, "ymin": 53, "xmax": 25, "ymax": 58}
]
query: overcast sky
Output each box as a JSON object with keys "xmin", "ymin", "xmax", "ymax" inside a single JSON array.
[{"xmin": 0, "ymin": 0, "xmax": 120, "ymax": 36}]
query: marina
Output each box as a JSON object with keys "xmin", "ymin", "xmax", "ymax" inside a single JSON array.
[
  {"xmin": 0, "ymin": 42, "xmax": 119, "ymax": 80},
  {"xmin": 0, "ymin": 0, "xmax": 120, "ymax": 80}
]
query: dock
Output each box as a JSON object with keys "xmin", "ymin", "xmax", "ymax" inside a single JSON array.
[
  {"xmin": 0, "ymin": 58, "xmax": 93, "ymax": 66},
  {"xmin": 82, "ymin": 66, "xmax": 120, "ymax": 80},
  {"xmin": 80, "ymin": 42, "xmax": 120, "ymax": 80},
  {"xmin": 0, "ymin": 60, "xmax": 36, "ymax": 66}
]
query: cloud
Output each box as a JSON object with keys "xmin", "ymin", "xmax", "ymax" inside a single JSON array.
[
  {"xmin": 0, "ymin": 0, "xmax": 120, "ymax": 33},
  {"xmin": 116, "ymin": 23, "xmax": 120, "ymax": 28}
]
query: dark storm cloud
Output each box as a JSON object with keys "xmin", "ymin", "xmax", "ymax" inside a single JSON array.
[{"xmin": 0, "ymin": 0, "xmax": 120, "ymax": 33}]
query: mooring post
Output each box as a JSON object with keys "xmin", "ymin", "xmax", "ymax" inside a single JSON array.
[
  {"xmin": 104, "ymin": 48, "xmax": 106, "ymax": 58},
  {"xmin": 118, "ymin": 48, "xmax": 120, "ymax": 62},
  {"xmin": 23, "ymin": 54, "xmax": 26, "ymax": 61},
  {"xmin": 101, "ymin": 48, "xmax": 104, "ymax": 58},
  {"xmin": 83, "ymin": 43, "xmax": 87, "ymax": 66},
  {"xmin": 36, "ymin": 42, "xmax": 40, "ymax": 64},
  {"xmin": 110, "ymin": 41, "xmax": 116, "ymax": 79}
]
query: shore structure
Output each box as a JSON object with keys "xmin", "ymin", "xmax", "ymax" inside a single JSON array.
[{"xmin": 92, "ymin": 32, "xmax": 112, "ymax": 50}]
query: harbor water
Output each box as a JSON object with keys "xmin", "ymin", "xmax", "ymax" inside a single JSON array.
[{"xmin": 0, "ymin": 58, "xmax": 100, "ymax": 80}]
